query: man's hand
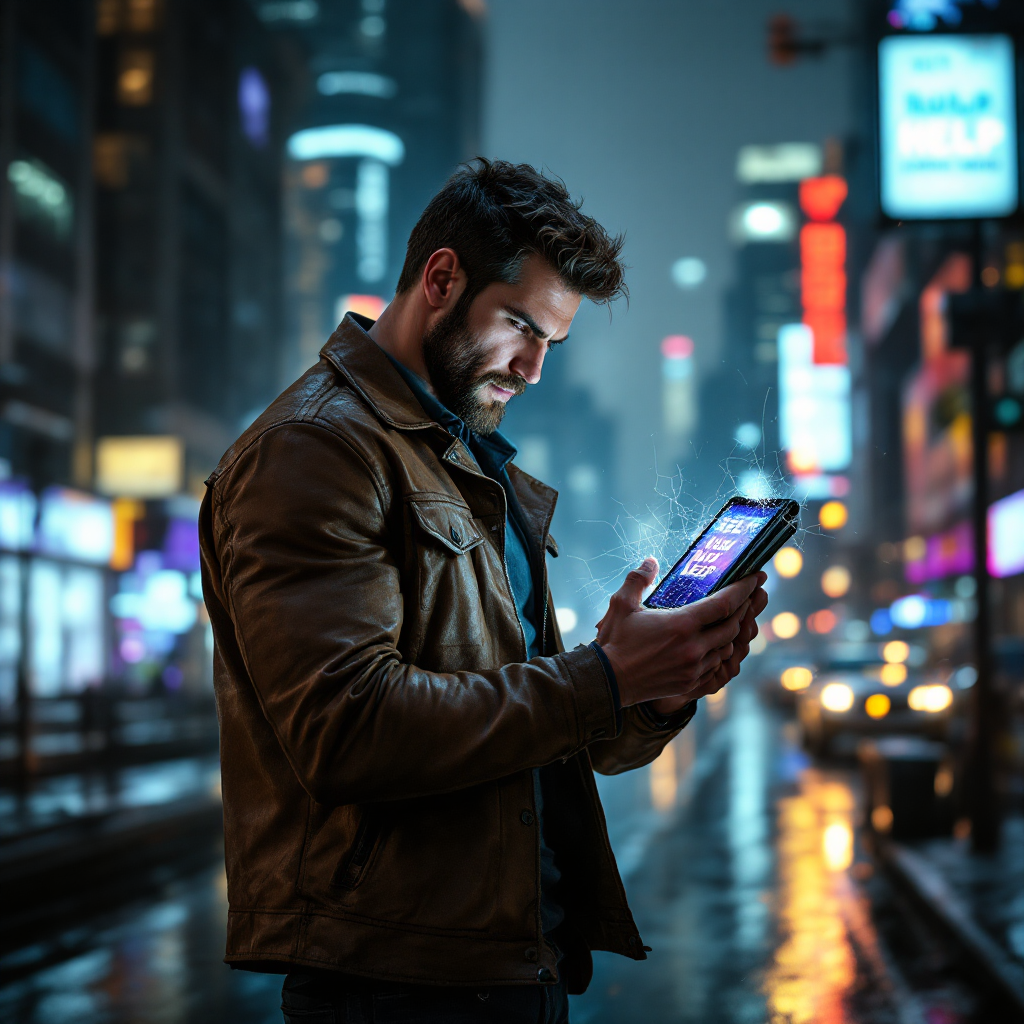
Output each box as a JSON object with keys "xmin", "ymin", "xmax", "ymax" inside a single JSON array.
[{"xmin": 594, "ymin": 558, "xmax": 768, "ymax": 710}]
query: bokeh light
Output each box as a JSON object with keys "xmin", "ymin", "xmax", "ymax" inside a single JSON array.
[
  {"xmin": 822, "ymin": 821, "xmax": 853, "ymax": 872},
  {"xmin": 820, "ymin": 682, "xmax": 854, "ymax": 712},
  {"xmin": 771, "ymin": 611, "xmax": 801, "ymax": 639},
  {"xmin": 882, "ymin": 640, "xmax": 909, "ymax": 664},
  {"xmin": 555, "ymin": 606, "xmax": 578, "ymax": 632},
  {"xmin": 865, "ymin": 693, "xmax": 890, "ymax": 719},
  {"xmin": 880, "ymin": 663, "xmax": 907, "ymax": 686},
  {"xmin": 821, "ymin": 565, "xmax": 851, "ymax": 598},
  {"xmin": 773, "ymin": 546, "xmax": 803, "ymax": 578},
  {"xmin": 908, "ymin": 684, "xmax": 953, "ymax": 713},
  {"xmin": 819, "ymin": 500, "xmax": 848, "ymax": 531},
  {"xmin": 649, "ymin": 743, "xmax": 677, "ymax": 811},
  {"xmin": 807, "ymin": 609, "xmax": 837, "ymax": 634},
  {"xmin": 780, "ymin": 666, "xmax": 813, "ymax": 691},
  {"xmin": 871, "ymin": 805, "xmax": 894, "ymax": 832}
]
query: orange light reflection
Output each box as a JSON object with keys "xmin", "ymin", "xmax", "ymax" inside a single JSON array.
[{"xmin": 764, "ymin": 770, "xmax": 857, "ymax": 1024}]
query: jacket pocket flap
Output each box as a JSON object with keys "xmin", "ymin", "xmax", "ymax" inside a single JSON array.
[{"xmin": 409, "ymin": 499, "xmax": 483, "ymax": 555}]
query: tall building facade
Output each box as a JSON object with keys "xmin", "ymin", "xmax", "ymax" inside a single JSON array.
[
  {"xmin": 94, "ymin": 0, "xmax": 289, "ymax": 493},
  {"xmin": 0, "ymin": 0, "xmax": 291, "ymax": 783},
  {"xmin": 251, "ymin": 0, "xmax": 482, "ymax": 378},
  {"xmin": 0, "ymin": 0, "xmax": 96, "ymax": 490}
]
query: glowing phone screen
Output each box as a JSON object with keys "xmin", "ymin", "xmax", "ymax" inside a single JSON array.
[{"xmin": 646, "ymin": 503, "xmax": 778, "ymax": 608}]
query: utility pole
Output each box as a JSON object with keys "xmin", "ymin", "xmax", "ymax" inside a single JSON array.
[{"xmin": 949, "ymin": 235, "xmax": 1021, "ymax": 853}]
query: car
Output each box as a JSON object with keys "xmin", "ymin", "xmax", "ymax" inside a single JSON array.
[{"xmin": 796, "ymin": 665, "xmax": 958, "ymax": 758}]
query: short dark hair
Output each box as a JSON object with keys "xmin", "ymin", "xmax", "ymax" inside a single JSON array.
[{"xmin": 396, "ymin": 158, "xmax": 627, "ymax": 307}]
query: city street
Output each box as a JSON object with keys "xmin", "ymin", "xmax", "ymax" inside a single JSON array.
[{"xmin": 0, "ymin": 684, "xmax": 1005, "ymax": 1024}]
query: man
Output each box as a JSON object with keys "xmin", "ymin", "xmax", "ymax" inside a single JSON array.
[{"xmin": 200, "ymin": 159, "xmax": 767, "ymax": 1023}]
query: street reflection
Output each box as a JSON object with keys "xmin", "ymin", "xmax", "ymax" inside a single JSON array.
[
  {"xmin": 765, "ymin": 768, "xmax": 858, "ymax": 1024},
  {"xmin": 650, "ymin": 743, "xmax": 677, "ymax": 811}
]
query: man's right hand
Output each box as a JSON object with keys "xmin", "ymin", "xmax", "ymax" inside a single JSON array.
[{"xmin": 595, "ymin": 557, "xmax": 766, "ymax": 708}]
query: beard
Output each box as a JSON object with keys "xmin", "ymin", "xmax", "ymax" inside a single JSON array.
[{"xmin": 421, "ymin": 298, "xmax": 526, "ymax": 435}]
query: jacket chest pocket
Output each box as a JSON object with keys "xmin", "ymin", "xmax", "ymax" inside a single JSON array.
[
  {"xmin": 406, "ymin": 497, "xmax": 493, "ymax": 658},
  {"xmin": 407, "ymin": 497, "xmax": 484, "ymax": 556}
]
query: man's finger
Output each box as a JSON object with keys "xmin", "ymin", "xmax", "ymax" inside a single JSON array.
[
  {"xmin": 688, "ymin": 572, "xmax": 764, "ymax": 626},
  {"xmin": 609, "ymin": 557, "xmax": 659, "ymax": 613},
  {"xmin": 697, "ymin": 601, "xmax": 748, "ymax": 651}
]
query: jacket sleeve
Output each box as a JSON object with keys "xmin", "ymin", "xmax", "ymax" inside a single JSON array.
[
  {"xmin": 204, "ymin": 422, "xmax": 620, "ymax": 807},
  {"xmin": 587, "ymin": 700, "xmax": 697, "ymax": 776}
]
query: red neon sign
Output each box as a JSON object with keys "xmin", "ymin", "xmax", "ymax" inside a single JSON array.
[
  {"xmin": 799, "ymin": 175, "xmax": 848, "ymax": 222},
  {"xmin": 800, "ymin": 177, "xmax": 847, "ymax": 365}
]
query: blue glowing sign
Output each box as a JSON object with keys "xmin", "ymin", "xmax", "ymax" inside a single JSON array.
[
  {"xmin": 887, "ymin": 0, "xmax": 1001, "ymax": 33},
  {"xmin": 238, "ymin": 68, "xmax": 270, "ymax": 149},
  {"xmin": 879, "ymin": 34, "xmax": 1018, "ymax": 219}
]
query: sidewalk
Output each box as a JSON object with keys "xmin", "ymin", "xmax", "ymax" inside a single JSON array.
[
  {"xmin": 877, "ymin": 816, "xmax": 1024, "ymax": 1015},
  {"xmin": 0, "ymin": 756, "xmax": 224, "ymax": 947}
]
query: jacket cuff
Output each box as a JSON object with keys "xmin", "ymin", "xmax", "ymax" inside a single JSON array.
[
  {"xmin": 560, "ymin": 645, "xmax": 622, "ymax": 743},
  {"xmin": 587, "ymin": 641, "xmax": 623, "ymax": 735},
  {"xmin": 637, "ymin": 700, "xmax": 698, "ymax": 732}
]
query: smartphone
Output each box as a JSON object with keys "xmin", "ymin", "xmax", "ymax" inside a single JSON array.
[{"xmin": 644, "ymin": 496, "xmax": 800, "ymax": 609}]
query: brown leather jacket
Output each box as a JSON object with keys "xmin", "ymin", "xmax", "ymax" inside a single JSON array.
[{"xmin": 199, "ymin": 315, "xmax": 691, "ymax": 991}]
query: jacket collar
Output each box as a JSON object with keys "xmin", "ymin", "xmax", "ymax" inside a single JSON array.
[
  {"xmin": 321, "ymin": 312, "xmax": 558, "ymax": 531},
  {"xmin": 320, "ymin": 313, "xmax": 440, "ymax": 431}
]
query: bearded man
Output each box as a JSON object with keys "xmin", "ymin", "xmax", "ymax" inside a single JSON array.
[{"xmin": 200, "ymin": 159, "xmax": 767, "ymax": 1024}]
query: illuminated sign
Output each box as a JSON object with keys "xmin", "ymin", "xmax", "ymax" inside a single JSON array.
[
  {"xmin": 879, "ymin": 34, "xmax": 1019, "ymax": 220},
  {"xmin": 989, "ymin": 488, "xmax": 1024, "ymax": 578},
  {"xmin": 287, "ymin": 124, "xmax": 405, "ymax": 164},
  {"xmin": 96, "ymin": 436, "xmax": 183, "ymax": 498},
  {"xmin": 887, "ymin": 0, "xmax": 1004, "ymax": 33},
  {"xmin": 317, "ymin": 71, "xmax": 396, "ymax": 98},
  {"xmin": 736, "ymin": 143, "xmax": 822, "ymax": 183},
  {"xmin": 661, "ymin": 335, "xmax": 696, "ymax": 439},
  {"xmin": 904, "ymin": 520, "xmax": 973, "ymax": 583},
  {"xmin": 37, "ymin": 488, "xmax": 114, "ymax": 565},
  {"xmin": 778, "ymin": 323, "xmax": 851, "ymax": 473},
  {"xmin": 0, "ymin": 481, "xmax": 37, "ymax": 550},
  {"xmin": 7, "ymin": 158, "xmax": 73, "ymax": 240},
  {"xmin": 336, "ymin": 294, "xmax": 386, "ymax": 325},
  {"xmin": 799, "ymin": 176, "xmax": 847, "ymax": 365},
  {"xmin": 729, "ymin": 201, "xmax": 797, "ymax": 244},
  {"xmin": 238, "ymin": 68, "xmax": 270, "ymax": 148}
]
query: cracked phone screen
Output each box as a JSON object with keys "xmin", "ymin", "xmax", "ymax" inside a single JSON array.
[{"xmin": 645, "ymin": 503, "xmax": 779, "ymax": 608}]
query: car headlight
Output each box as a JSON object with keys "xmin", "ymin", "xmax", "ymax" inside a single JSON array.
[
  {"xmin": 908, "ymin": 684, "xmax": 953, "ymax": 713},
  {"xmin": 820, "ymin": 682, "xmax": 854, "ymax": 713},
  {"xmin": 781, "ymin": 666, "xmax": 813, "ymax": 691}
]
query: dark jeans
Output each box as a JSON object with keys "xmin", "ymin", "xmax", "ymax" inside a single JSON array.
[{"xmin": 281, "ymin": 971, "xmax": 570, "ymax": 1024}]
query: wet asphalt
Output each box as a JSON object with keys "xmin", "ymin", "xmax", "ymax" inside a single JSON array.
[{"xmin": 0, "ymin": 682, "xmax": 998, "ymax": 1023}]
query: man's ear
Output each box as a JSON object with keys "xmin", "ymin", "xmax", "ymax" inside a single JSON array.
[{"xmin": 421, "ymin": 248, "xmax": 465, "ymax": 312}]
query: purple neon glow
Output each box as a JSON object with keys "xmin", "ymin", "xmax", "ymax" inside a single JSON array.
[
  {"xmin": 904, "ymin": 520, "xmax": 973, "ymax": 584},
  {"xmin": 238, "ymin": 67, "xmax": 270, "ymax": 148},
  {"xmin": 163, "ymin": 516, "xmax": 200, "ymax": 573}
]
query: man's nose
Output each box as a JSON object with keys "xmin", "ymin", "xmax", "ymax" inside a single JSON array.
[{"xmin": 511, "ymin": 343, "xmax": 545, "ymax": 385}]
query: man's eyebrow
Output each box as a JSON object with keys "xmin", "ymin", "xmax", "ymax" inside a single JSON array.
[{"xmin": 504, "ymin": 305, "xmax": 569, "ymax": 344}]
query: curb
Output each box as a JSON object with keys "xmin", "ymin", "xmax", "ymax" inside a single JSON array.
[{"xmin": 877, "ymin": 838, "xmax": 1024, "ymax": 1017}]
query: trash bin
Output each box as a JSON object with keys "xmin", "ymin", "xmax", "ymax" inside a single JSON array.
[{"xmin": 858, "ymin": 736, "xmax": 955, "ymax": 840}]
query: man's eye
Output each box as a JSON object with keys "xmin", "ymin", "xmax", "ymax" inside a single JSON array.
[{"xmin": 508, "ymin": 318, "xmax": 528, "ymax": 334}]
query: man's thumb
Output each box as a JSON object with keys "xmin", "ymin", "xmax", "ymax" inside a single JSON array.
[{"xmin": 615, "ymin": 556, "xmax": 659, "ymax": 610}]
